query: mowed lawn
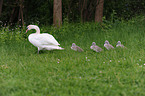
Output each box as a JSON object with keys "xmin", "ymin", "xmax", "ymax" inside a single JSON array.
[{"xmin": 0, "ymin": 19, "xmax": 145, "ymax": 96}]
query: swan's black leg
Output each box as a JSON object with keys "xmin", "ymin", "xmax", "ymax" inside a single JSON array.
[{"xmin": 37, "ymin": 50, "xmax": 39, "ymax": 54}]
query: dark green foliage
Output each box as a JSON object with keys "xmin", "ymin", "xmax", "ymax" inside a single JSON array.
[
  {"xmin": 24, "ymin": 0, "xmax": 53, "ymax": 25},
  {"xmin": 0, "ymin": 0, "xmax": 145, "ymax": 25},
  {"xmin": 104, "ymin": 0, "xmax": 145, "ymax": 20}
]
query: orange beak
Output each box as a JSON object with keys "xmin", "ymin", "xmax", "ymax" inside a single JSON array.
[{"xmin": 25, "ymin": 29, "xmax": 28, "ymax": 34}]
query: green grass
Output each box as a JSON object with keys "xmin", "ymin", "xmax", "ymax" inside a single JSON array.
[{"xmin": 0, "ymin": 18, "xmax": 145, "ymax": 96}]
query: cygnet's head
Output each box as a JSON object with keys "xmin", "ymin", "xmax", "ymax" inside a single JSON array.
[
  {"xmin": 72, "ymin": 43, "xmax": 76, "ymax": 47},
  {"xmin": 117, "ymin": 41, "xmax": 121, "ymax": 45},
  {"xmin": 105, "ymin": 40, "xmax": 109, "ymax": 44},
  {"xmin": 92, "ymin": 42, "xmax": 96, "ymax": 46},
  {"xmin": 26, "ymin": 25, "xmax": 39, "ymax": 33}
]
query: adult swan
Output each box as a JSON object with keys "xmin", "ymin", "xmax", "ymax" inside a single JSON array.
[{"xmin": 26, "ymin": 25, "xmax": 64, "ymax": 54}]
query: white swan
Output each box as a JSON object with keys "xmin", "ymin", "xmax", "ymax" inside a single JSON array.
[
  {"xmin": 71, "ymin": 43, "xmax": 84, "ymax": 52},
  {"xmin": 104, "ymin": 40, "xmax": 114, "ymax": 50},
  {"xmin": 26, "ymin": 25, "xmax": 64, "ymax": 54},
  {"xmin": 90, "ymin": 42, "xmax": 103, "ymax": 52}
]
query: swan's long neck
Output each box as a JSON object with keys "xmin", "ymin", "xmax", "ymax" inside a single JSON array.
[{"xmin": 34, "ymin": 26, "xmax": 40, "ymax": 34}]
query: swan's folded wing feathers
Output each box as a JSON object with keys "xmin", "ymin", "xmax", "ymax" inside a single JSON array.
[{"xmin": 33, "ymin": 33, "xmax": 60, "ymax": 45}]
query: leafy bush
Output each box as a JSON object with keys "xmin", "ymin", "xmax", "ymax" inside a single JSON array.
[
  {"xmin": 0, "ymin": 15, "xmax": 144, "ymax": 44},
  {"xmin": 0, "ymin": 26, "xmax": 26, "ymax": 43}
]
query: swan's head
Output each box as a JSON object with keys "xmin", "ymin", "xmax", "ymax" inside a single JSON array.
[
  {"xmin": 117, "ymin": 41, "xmax": 121, "ymax": 45},
  {"xmin": 92, "ymin": 42, "xmax": 96, "ymax": 46},
  {"xmin": 72, "ymin": 43, "xmax": 76, "ymax": 47},
  {"xmin": 26, "ymin": 25, "xmax": 39, "ymax": 33},
  {"xmin": 105, "ymin": 40, "xmax": 109, "ymax": 44}
]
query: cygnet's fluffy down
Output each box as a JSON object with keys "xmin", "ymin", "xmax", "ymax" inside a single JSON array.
[
  {"xmin": 90, "ymin": 42, "xmax": 102, "ymax": 52},
  {"xmin": 104, "ymin": 40, "xmax": 114, "ymax": 50},
  {"xmin": 71, "ymin": 43, "xmax": 84, "ymax": 52},
  {"xmin": 116, "ymin": 41, "xmax": 126, "ymax": 48}
]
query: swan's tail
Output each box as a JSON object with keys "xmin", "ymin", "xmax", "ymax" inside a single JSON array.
[
  {"xmin": 43, "ymin": 45, "xmax": 64, "ymax": 50},
  {"xmin": 57, "ymin": 47, "xmax": 64, "ymax": 50}
]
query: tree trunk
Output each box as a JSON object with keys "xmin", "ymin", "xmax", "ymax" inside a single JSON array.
[
  {"xmin": 80, "ymin": 0, "xmax": 86, "ymax": 22},
  {"xmin": 95, "ymin": 0, "xmax": 104, "ymax": 23},
  {"xmin": 0, "ymin": 0, "xmax": 3, "ymax": 16},
  {"xmin": 53, "ymin": 0, "xmax": 62, "ymax": 27},
  {"xmin": 9, "ymin": 0, "xmax": 18, "ymax": 24},
  {"xmin": 18, "ymin": 0, "xmax": 24, "ymax": 27}
]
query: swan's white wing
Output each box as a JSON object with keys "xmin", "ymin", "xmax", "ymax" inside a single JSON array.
[
  {"xmin": 42, "ymin": 33, "xmax": 60, "ymax": 45},
  {"xmin": 30, "ymin": 33, "xmax": 60, "ymax": 46}
]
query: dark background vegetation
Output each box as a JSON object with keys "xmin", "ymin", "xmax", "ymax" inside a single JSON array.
[{"xmin": 0, "ymin": 0, "xmax": 145, "ymax": 26}]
